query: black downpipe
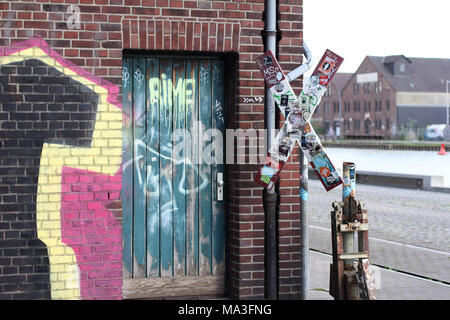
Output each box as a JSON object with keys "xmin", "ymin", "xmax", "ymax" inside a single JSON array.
[{"xmin": 263, "ymin": 0, "xmax": 279, "ymax": 300}]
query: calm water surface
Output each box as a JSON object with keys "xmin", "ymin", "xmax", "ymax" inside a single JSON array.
[{"xmin": 326, "ymin": 148, "xmax": 450, "ymax": 188}]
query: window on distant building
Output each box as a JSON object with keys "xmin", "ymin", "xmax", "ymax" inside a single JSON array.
[
  {"xmin": 399, "ymin": 63, "xmax": 405, "ymax": 72},
  {"xmin": 353, "ymin": 83, "xmax": 360, "ymax": 95},
  {"xmin": 375, "ymin": 119, "xmax": 382, "ymax": 130},
  {"xmin": 374, "ymin": 81, "xmax": 382, "ymax": 93},
  {"xmin": 386, "ymin": 118, "xmax": 390, "ymax": 130},
  {"xmin": 344, "ymin": 119, "xmax": 349, "ymax": 130},
  {"xmin": 333, "ymin": 102, "xmax": 340, "ymax": 113},
  {"xmin": 363, "ymin": 83, "xmax": 371, "ymax": 94},
  {"xmin": 386, "ymin": 99, "xmax": 390, "ymax": 111},
  {"xmin": 375, "ymin": 100, "xmax": 382, "ymax": 112},
  {"xmin": 344, "ymin": 101, "xmax": 350, "ymax": 113}
]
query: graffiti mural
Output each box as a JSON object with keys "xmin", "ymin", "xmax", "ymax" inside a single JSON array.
[
  {"xmin": 121, "ymin": 57, "xmax": 225, "ymax": 283},
  {"xmin": 0, "ymin": 37, "xmax": 122, "ymax": 300}
]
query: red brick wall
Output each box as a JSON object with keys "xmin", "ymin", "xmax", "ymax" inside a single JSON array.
[
  {"xmin": 341, "ymin": 57, "xmax": 397, "ymax": 138},
  {"xmin": 0, "ymin": 0, "xmax": 304, "ymax": 300}
]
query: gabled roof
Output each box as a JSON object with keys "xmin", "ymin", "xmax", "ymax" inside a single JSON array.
[
  {"xmin": 382, "ymin": 55, "xmax": 412, "ymax": 64},
  {"xmin": 331, "ymin": 73, "xmax": 353, "ymax": 93},
  {"xmin": 367, "ymin": 56, "xmax": 450, "ymax": 92}
]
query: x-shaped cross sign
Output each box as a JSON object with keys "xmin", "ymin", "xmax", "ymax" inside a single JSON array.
[{"xmin": 255, "ymin": 49, "xmax": 344, "ymax": 191}]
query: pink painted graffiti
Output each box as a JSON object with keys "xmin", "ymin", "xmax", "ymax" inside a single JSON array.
[
  {"xmin": 1, "ymin": 36, "xmax": 124, "ymax": 299},
  {"xmin": 60, "ymin": 166, "xmax": 123, "ymax": 300}
]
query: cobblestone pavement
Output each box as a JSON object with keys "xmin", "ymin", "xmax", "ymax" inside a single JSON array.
[
  {"xmin": 307, "ymin": 180, "xmax": 450, "ymax": 284},
  {"xmin": 309, "ymin": 251, "xmax": 450, "ymax": 300}
]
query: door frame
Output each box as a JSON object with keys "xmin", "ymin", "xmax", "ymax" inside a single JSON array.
[{"xmin": 121, "ymin": 51, "xmax": 235, "ymax": 299}]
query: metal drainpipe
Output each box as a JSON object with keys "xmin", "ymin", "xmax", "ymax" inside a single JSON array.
[
  {"xmin": 263, "ymin": 0, "xmax": 278, "ymax": 300},
  {"xmin": 285, "ymin": 41, "xmax": 312, "ymax": 301},
  {"xmin": 299, "ymin": 152, "xmax": 309, "ymax": 300}
]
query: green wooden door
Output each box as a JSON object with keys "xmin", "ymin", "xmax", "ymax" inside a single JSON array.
[{"xmin": 121, "ymin": 56, "xmax": 226, "ymax": 299}]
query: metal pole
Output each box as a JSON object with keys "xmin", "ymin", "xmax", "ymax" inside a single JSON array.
[
  {"xmin": 263, "ymin": 0, "xmax": 278, "ymax": 300},
  {"xmin": 446, "ymin": 80, "xmax": 449, "ymax": 125},
  {"xmin": 338, "ymin": 92, "xmax": 342, "ymax": 140},
  {"xmin": 284, "ymin": 40, "xmax": 312, "ymax": 300},
  {"xmin": 299, "ymin": 153, "xmax": 309, "ymax": 300},
  {"xmin": 342, "ymin": 162, "xmax": 356, "ymax": 269}
]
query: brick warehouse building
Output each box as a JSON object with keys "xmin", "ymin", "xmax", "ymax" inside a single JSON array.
[
  {"xmin": 0, "ymin": 0, "xmax": 306, "ymax": 300},
  {"xmin": 314, "ymin": 55, "xmax": 450, "ymax": 139}
]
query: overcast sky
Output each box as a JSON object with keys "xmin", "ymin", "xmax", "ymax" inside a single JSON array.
[{"xmin": 303, "ymin": 0, "xmax": 450, "ymax": 76}]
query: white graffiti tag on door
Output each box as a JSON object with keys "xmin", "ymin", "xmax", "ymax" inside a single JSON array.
[{"xmin": 122, "ymin": 128, "xmax": 210, "ymax": 202}]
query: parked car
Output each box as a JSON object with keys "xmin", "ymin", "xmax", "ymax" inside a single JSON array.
[{"xmin": 424, "ymin": 124, "xmax": 446, "ymax": 141}]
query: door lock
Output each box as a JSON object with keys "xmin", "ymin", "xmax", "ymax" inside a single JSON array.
[{"xmin": 217, "ymin": 172, "xmax": 224, "ymax": 201}]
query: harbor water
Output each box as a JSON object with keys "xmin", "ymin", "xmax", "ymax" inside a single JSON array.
[{"xmin": 326, "ymin": 148, "xmax": 450, "ymax": 188}]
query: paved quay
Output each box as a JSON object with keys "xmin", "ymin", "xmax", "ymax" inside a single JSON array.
[
  {"xmin": 309, "ymin": 250, "xmax": 450, "ymax": 300},
  {"xmin": 306, "ymin": 180, "xmax": 450, "ymax": 299}
]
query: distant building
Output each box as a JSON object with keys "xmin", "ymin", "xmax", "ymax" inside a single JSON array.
[
  {"xmin": 313, "ymin": 55, "xmax": 450, "ymax": 139},
  {"xmin": 312, "ymin": 73, "xmax": 352, "ymax": 137}
]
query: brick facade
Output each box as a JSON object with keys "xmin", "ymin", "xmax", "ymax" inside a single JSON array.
[
  {"xmin": 313, "ymin": 57, "xmax": 398, "ymax": 139},
  {"xmin": 0, "ymin": 0, "xmax": 304, "ymax": 300},
  {"xmin": 340, "ymin": 57, "xmax": 396, "ymax": 139}
]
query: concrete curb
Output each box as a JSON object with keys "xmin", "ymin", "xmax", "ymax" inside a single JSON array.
[{"xmin": 308, "ymin": 169, "xmax": 450, "ymax": 193}]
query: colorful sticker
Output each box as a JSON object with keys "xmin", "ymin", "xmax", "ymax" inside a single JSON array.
[
  {"xmin": 310, "ymin": 151, "xmax": 342, "ymax": 190},
  {"xmin": 342, "ymin": 163, "xmax": 356, "ymax": 198},
  {"xmin": 254, "ymin": 49, "xmax": 344, "ymax": 192},
  {"xmin": 319, "ymin": 75, "xmax": 329, "ymax": 86},
  {"xmin": 319, "ymin": 57, "xmax": 335, "ymax": 75},
  {"xmin": 300, "ymin": 188, "xmax": 309, "ymax": 201}
]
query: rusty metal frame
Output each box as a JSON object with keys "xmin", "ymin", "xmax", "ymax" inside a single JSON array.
[{"xmin": 329, "ymin": 198, "xmax": 375, "ymax": 300}]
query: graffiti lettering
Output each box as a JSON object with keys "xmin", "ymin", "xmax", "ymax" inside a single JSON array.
[
  {"xmin": 148, "ymin": 76, "xmax": 195, "ymax": 130},
  {"xmin": 215, "ymin": 99, "xmax": 224, "ymax": 123},
  {"xmin": 200, "ymin": 65, "xmax": 209, "ymax": 85},
  {"xmin": 66, "ymin": 5, "xmax": 81, "ymax": 30},
  {"xmin": 242, "ymin": 96, "xmax": 263, "ymax": 104},
  {"xmin": 134, "ymin": 68, "xmax": 144, "ymax": 89},
  {"xmin": 122, "ymin": 66, "xmax": 130, "ymax": 88}
]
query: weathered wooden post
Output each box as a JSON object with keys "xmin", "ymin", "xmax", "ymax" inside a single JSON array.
[{"xmin": 329, "ymin": 162, "xmax": 375, "ymax": 300}]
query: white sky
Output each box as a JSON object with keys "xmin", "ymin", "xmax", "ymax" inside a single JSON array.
[{"xmin": 303, "ymin": 0, "xmax": 450, "ymax": 76}]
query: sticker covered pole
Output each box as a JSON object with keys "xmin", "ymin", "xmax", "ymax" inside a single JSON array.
[
  {"xmin": 329, "ymin": 162, "xmax": 376, "ymax": 300},
  {"xmin": 263, "ymin": 0, "xmax": 278, "ymax": 300},
  {"xmin": 342, "ymin": 162, "xmax": 356, "ymax": 269}
]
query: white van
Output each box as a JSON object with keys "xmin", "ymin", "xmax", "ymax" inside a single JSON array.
[{"xmin": 424, "ymin": 124, "xmax": 446, "ymax": 141}]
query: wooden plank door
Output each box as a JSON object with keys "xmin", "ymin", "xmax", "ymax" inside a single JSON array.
[{"xmin": 121, "ymin": 56, "xmax": 226, "ymax": 299}]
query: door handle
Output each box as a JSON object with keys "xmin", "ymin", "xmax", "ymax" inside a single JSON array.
[{"xmin": 217, "ymin": 172, "xmax": 224, "ymax": 201}]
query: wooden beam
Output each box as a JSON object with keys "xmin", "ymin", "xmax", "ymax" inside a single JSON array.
[{"xmin": 123, "ymin": 276, "xmax": 225, "ymax": 300}]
